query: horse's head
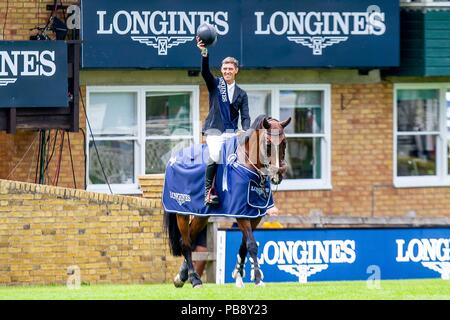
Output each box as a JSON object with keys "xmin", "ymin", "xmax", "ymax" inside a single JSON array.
[{"xmin": 242, "ymin": 115, "xmax": 291, "ymax": 185}]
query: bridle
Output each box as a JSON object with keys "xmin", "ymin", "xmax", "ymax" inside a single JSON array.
[{"xmin": 243, "ymin": 119, "xmax": 287, "ymax": 189}]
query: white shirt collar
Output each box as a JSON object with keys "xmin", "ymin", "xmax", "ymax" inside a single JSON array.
[{"xmin": 227, "ymin": 81, "xmax": 236, "ymax": 101}]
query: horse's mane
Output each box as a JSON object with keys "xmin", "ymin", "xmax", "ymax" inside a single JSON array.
[
  {"xmin": 239, "ymin": 114, "xmax": 273, "ymax": 145},
  {"xmin": 250, "ymin": 114, "xmax": 270, "ymax": 130}
]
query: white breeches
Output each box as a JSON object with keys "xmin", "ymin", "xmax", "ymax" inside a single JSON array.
[{"xmin": 206, "ymin": 132, "xmax": 236, "ymax": 163}]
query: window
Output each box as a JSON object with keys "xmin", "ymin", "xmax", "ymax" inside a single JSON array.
[
  {"xmin": 145, "ymin": 92, "xmax": 195, "ymax": 174},
  {"xmin": 394, "ymin": 84, "xmax": 450, "ymax": 187},
  {"xmin": 240, "ymin": 84, "xmax": 331, "ymax": 190},
  {"xmin": 87, "ymin": 86, "xmax": 199, "ymax": 194},
  {"xmin": 447, "ymin": 90, "xmax": 450, "ymax": 174},
  {"xmin": 88, "ymin": 92, "xmax": 138, "ymax": 187}
]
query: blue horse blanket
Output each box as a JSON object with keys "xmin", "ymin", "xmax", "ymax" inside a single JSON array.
[{"xmin": 162, "ymin": 136, "xmax": 274, "ymax": 218}]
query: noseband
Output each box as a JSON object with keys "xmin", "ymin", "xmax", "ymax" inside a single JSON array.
[{"xmin": 243, "ymin": 119, "xmax": 287, "ymax": 184}]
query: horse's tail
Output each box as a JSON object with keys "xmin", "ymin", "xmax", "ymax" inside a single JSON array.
[{"xmin": 163, "ymin": 210, "xmax": 183, "ymax": 256}]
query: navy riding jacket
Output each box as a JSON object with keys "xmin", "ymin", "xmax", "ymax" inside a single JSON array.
[{"xmin": 201, "ymin": 55, "xmax": 250, "ymax": 135}]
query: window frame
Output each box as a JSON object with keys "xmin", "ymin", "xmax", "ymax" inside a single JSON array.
[
  {"xmin": 86, "ymin": 85, "xmax": 200, "ymax": 194},
  {"xmin": 240, "ymin": 84, "xmax": 332, "ymax": 191},
  {"xmin": 394, "ymin": 83, "xmax": 449, "ymax": 188}
]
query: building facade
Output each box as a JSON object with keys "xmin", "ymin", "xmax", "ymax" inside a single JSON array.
[{"xmin": 1, "ymin": 0, "xmax": 450, "ymax": 218}]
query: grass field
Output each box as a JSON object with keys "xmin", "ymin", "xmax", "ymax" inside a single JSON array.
[{"xmin": 0, "ymin": 279, "xmax": 448, "ymax": 300}]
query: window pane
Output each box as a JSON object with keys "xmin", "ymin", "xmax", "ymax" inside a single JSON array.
[
  {"xmin": 397, "ymin": 135, "xmax": 436, "ymax": 176},
  {"xmin": 89, "ymin": 140, "xmax": 134, "ymax": 184},
  {"xmin": 448, "ymin": 141, "xmax": 450, "ymax": 175},
  {"xmin": 240, "ymin": 90, "xmax": 271, "ymax": 129},
  {"xmin": 146, "ymin": 92, "xmax": 192, "ymax": 136},
  {"xmin": 285, "ymin": 137, "xmax": 322, "ymax": 179},
  {"xmin": 397, "ymin": 89, "xmax": 439, "ymax": 132},
  {"xmin": 89, "ymin": 92, "xmax": 137, "ymax": 137},
  {"xmin": 280, "ymin": 90, "xmax": 323, "ymax": 134},
  {"xmin": 447, "ymin": 90, "xmax": 450, "ymax": 133},
  {"xmin": 145, "ymin": 139, "xmax": 193, "ymax": 174},
  {"xmin": 448, "ymin": 91, "xmax": 450, "ymax": 175}
]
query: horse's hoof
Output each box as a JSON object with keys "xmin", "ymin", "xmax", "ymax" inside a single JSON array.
[
  {"xmin": 193, "ymin": 284, "xmax": 203, "ymax": 289},
  {"xmin": 173, "ymin": 274, "xmax": 185, "ymax": 288},
  {"xmin": 255, "ymin": 280, "xmax": 265, "ymax": 287},
  {"xmin": 189, "ymin": 272, "xmax": 203, "ymax": 288},
  {"xmin": 235, "ymin": 275, "xmax": 245, "ymax": 288}
]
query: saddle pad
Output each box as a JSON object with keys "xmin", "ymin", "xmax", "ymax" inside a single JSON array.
[{"xmin": 162, "ymin": 137, "xmax": 274, "ymax": 218}]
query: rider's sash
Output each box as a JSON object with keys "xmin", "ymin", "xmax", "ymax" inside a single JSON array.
[{"xmin": 217, "ymin": 77, "xmax": 236, "ymax": 131}]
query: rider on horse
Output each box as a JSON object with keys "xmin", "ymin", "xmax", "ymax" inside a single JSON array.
[{"xmin": 197, "ymin": 37, "xmax": 251, "ymax": 206}]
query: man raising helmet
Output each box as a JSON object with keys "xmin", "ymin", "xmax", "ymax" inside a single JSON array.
[{"xmin": 197, "ymin": 37, "xmax": 250, "ymax": 206}]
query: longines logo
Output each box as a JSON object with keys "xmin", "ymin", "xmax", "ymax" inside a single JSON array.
[
  {"xmin": 250, "ymin": 185, "xmax": 269, "ymax": 197},
  {"xmin": 287, "ymin": 37, "xmax": 348, "ymax": 56},
  {"xmin": 258, "ymin": 240, "xmax": 356, "ymax": 282},
  {"xmin": 396, "ymin": 238, "xmax": 450, "ymax": 280},
  {"xmin": 254, "ymin": 6, "xmax": 386, "ymax": 55},
  {"xmin": 170, "ymin": 191, "xmax": 191, "ymax": 206},
  {"xmin": 0, "ymin": 78, "xmax": 17, "ymax": 87},
  {"xmin": 131, "ymin": 36, "xmax": 194, "ymax": 55},
  {"xmin": 0, "ymin": 50, "xmax": 56, "ymax": 87},
  {"xmin": 96, "ymin": 10, "xmax": 229, "ymax": 56}
]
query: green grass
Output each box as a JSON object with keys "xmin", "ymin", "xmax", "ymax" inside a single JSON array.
[{"xmin": 0, "ymin": 279, "xmax": 448, "ymax": 300}]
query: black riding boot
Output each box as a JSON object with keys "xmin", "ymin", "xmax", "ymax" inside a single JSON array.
[{"xmin": 204, "ymin": 162, "xmax": 219, "ymax": 206}]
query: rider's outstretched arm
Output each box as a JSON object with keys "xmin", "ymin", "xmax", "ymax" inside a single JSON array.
[
  {"xmin": 197, "ymin": 37, "xmax": 216, "ymax": 93},
  {"xmin": 201, "ymin": 53, "xmax": 216, "ymax": 93}
]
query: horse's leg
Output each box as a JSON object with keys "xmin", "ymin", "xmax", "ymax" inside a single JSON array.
[
  {"xmin": 236, "ymin": 218, "xmax": 265, "ymax": 286},
  {"xmin": 189, "ymin": 216, "xmax": 209, "ymax": 280},
  {"xmin": 250, "ymin": 217, "xmax": 264, "ymax": 286},
  {"xmin": 231, "ymin": 234, "xmax": 248, "ymax": 288},
  {"xmin": 176, "ymin": 214, "xmax": 202, "ymax": 288},
  {"xmin": 189, "ymin": 216, "xmax": 209, "ymax": 247},
  {"xmin": 174, "ymin": 216, "xmax": 209, "ymax": 288},
  {"xmin": 173, "ymin": 214, "xmax": 190, "ymax": 288},
  {"xmin": 234, "ymin": 217, "xmax": 262, "ymax": 280}
]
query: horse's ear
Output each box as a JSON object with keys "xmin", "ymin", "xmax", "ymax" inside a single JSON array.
[
  {"xmin": 263, "ymin": 117, "xmax": 271, "ymax": 129},
  {"xmin": 280, "ymin": 117, "xmax": 292, "ymax": 128}
]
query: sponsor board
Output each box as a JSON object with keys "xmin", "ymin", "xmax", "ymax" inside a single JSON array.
[
  {"xmin": 0, "ymin": 41, "xmax": 68, "ymax": 108},
  {"xmin": 81, "ymin": 0, "xmax": 398, "ymax": 68},
  {"xmin": 216, "ymin": 228, "xmax": 450, "ymax": 283}
]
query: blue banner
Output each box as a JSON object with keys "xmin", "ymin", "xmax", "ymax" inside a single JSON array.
[
  {"xmin": 217, "ymin": 228, "xmax": 450, "ymax": 283},
  {"xmin": 81, "ymin": 0, "xmax": 241, "ymax": 68},
  {"xmin": 81, "ymin": 0, "xmax": 399, "ymax": 68},
  {"xmin": 242, "ymin": 0, "xmax": 399, "ymax": 68},
  {"xmin": 0, "ymin": 41, "xmax": 68, "ymax": 108}
]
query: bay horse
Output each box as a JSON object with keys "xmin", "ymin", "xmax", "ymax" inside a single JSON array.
[{"xmin": 163, "ymin": 115, "xmax": 291, "ymax": 288}]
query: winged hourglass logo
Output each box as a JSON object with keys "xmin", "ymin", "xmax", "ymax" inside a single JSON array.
[
  {"xmin": 287, "ymin": 36, "xmax": 348, "ymax": 55},
  {"xmin": 131, "ymin": 36, "xmax": 195, "ymax": 55}
]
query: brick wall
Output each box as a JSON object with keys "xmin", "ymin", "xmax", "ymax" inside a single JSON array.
[
  {"xmin": 0, "ymin": 178, "xmax": 181, "ymax": 285},
  {"xmin": 138, "ymin": 175, "xmax": 182, "ymax": 279},
  {"xmin": 0, "ymin": 0, "xmax": 79, "ymax": 41}
]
